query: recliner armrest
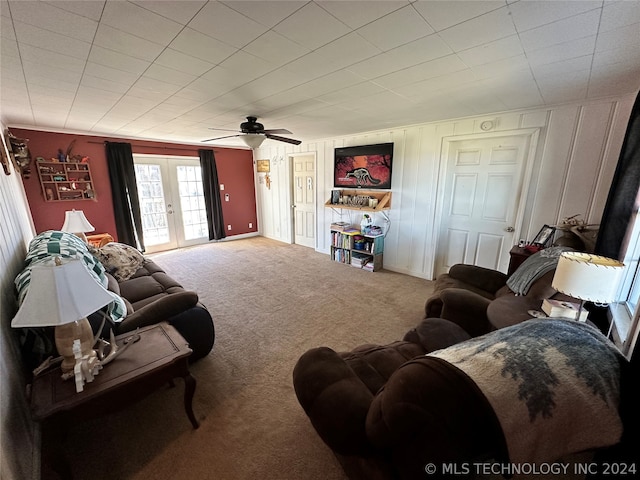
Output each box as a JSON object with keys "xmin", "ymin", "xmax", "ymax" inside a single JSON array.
[
  {"xmin": 448, "ymin": 264, "xmax": 508, "ymax": 293},
  {"xmin": 439, "ymin": 288, "xmax": 493, "ymax": 337},
  {"xmin": 293, "ymin": 347, "xmax": 375, "ymax": 456}
]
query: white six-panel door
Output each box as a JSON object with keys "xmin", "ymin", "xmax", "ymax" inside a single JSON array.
[
  {"xmin": 435, "ymin": 133, "xmax": 533, "ymax": 276},
  {"xmin": 291, "ymin": 154, "xmax": 316, "ymax": 248}
]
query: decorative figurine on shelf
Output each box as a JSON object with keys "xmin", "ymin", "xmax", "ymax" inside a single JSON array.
[
  {"xmin": 361, "ymin": 214, "xmax": 372, "ymax": 234},
  {"xmin": 57, "ymin": 149, "xmax": 66, "ymax": 162}
]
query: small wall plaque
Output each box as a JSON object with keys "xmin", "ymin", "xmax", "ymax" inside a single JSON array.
[{"xmin": 257, "ymin": 159, "xmax": 270, "ymax": 172}]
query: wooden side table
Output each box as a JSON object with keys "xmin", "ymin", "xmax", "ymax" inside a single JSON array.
[
  {"xmin": 507, "ymin": 245, "xmax": 537, "ymax": 276},
  {"xmin": 30, "ymin": 322, "xmax": 198, "ymax": 479}
]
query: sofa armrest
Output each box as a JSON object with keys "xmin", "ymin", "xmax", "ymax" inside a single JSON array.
[
  {"xmin": 448, "ymin": 264, "xmax": 508, "ymax": 293},
  {"xmin": 365, "ymin": 356, "xmax": 506, "ymax": 478},
  {"xmin": 293, "ymin": 347, "xmax": 375, "ymax": 456},
  {"xmin": 439, "ymin": 288, "xmax": 493, "ymax": 337},
  {"xmin": 116, "ymin": 291, "xmax": 199, "ymax": 333}
]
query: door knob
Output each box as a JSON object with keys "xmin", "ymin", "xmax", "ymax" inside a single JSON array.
[{"xmin": 505, "ymin": 226, "xmax": 515, "ymax": 232}]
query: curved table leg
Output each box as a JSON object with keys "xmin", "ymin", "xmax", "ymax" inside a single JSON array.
[{"xmin": 183, "ymin": 373, "xmax": 199, "ymax": 429}]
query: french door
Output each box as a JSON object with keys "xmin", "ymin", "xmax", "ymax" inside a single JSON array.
[{"xmin": 134, "ymin": 155, "xmax": 208, "ymax": 253}]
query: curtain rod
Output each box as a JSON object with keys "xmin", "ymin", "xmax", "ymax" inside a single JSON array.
[{"xmin": 87, "ymin": 140, "xmax": 217, "ymax": 152}]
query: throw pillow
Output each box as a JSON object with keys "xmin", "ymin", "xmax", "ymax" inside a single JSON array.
[{"xmin": 89, "ymin": 242, "xmax": 144, "ymax": 282}]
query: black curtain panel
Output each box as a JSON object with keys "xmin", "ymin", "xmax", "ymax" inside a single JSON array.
[
  {"xmin": 105, "ymin": 142, "xmax": 145, "ymax": 251},
  {"xmin": 595, "ymin": 91, "xmax": 640, "ymax": 259},
  {"xmin": 199, "ymin": 149, "xmax": 226, "ymax": 241}
]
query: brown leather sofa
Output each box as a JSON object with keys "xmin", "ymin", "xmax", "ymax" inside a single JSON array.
[
  {"xmin": 91, "ymin": 259, "xmax": 215, "ymax": 361},
  {"xmin": 424, "ymin": 249, "xmax": 575, "ymax": 337}
]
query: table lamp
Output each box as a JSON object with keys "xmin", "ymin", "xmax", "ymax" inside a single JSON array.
[
  {"xmin": 11, "ymin": 257, "xmax": 113, "ymax": 375},
  {"xmin": 551, "ymin": 252, "xmax": 625, "ymax": 322},
  {"xmin": 61, "ymin": 209, "xmax": 94, "ymax": 242}
]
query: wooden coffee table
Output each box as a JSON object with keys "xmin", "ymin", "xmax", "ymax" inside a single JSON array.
[{"xmin": 30, "ymin": 322, "xmax": 198, "ymax": 479}]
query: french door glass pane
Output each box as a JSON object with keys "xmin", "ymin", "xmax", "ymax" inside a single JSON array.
[
  {"xmin": 176, "ymin": 165, "xmax": 207, "ymax": 241},
  {"xmin": 134, "ymin": 164, "xmax": 170, "ymax": 246}
]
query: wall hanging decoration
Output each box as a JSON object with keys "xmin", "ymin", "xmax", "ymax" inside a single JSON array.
[
  {"xmin": 1, "ymin": 131, "xmax": 11, "ymax": 175},
  {"xmin": 8, "ymin": 132, "xmax": 32, "ymax": 178},
  {"xmin": 256, "ymin": 159, "xmax": 270, "ymax": 172},
  {"xmin": 334, "ymin": 143, "xmax": 393, "ymax": 189}
]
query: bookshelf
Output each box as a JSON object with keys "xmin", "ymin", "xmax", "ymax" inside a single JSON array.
[{"xmin": 330, "ymin": 223, "xmax": 384, "ymax": 272}]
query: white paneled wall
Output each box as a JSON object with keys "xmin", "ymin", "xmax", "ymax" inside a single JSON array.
[
  {"xmin": 0, "ymin": 125, "xmax": 38, "ymax": 479},
  {"xmin": 255, "ymin": 94, "xmax": 636, "ymax": 280}
]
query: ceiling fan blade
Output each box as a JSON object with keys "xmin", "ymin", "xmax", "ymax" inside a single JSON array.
[
  {"xmin": 266, "ymin": 134, "xmax": 302, "ymax": 145},
  {"xmin": 201, "ymin": 134, "xmax": 241, "ymax": 142},
  {"xmin": 263, "ymin": 128, "xmax": 292, "ymax": 135},
  {"xmin": 208, "ymin": 127, "xmax": 242, "ymax": 132}
]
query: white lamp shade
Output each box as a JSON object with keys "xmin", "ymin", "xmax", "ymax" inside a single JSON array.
[
  {"xmin": 11, "ymin": 259, "xmax": 113, "ymax": 328},
  {"xmin": 552, "ymin": 252, "xmax": 625, "ymax": 304},
  {"xmin": 241, "ymin": 134, "xmax": 265, "ymax": 149},
  {"xmin": 61, "ymin": 210, "xmax": 94, "ymax": 233}
]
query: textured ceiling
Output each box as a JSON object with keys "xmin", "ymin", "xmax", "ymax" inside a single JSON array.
[{"xmin": 1, "ymin": 0, "xmax": 639, "ymax": 148}]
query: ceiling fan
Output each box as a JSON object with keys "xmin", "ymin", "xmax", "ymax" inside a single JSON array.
[{"xmin": 202, "ymin": 116, "xmax": 302, "ymax": 148}]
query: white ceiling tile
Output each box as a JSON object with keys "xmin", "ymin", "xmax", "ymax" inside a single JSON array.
[
  {"xmin": 93, "ymin": 24, "xmax": 164, "ymax": 61},
  {"xmin": 438, "ymin": 7, "xmax": 516, "ymax": 52},
  {"xmin": 357, "ymin": 5, "xmax": 434, "ymax": 51},
  {"xmin": 1, "ymin": 32, "xmax": 18, "ymax": 58},
  {"xmin": 89, "ymin": 45, "xmax": 151, "ymax": 75},
  {"xmin": 22, "ymin": 60, "xmax": 82, "ymax": 85},
  {"xmin": 509, "ymin": 0, "xmax": 601, "ymax": 32},
  {"xmin": 84, "ymin": 62, "xmax": 139, "ymax": 85},
  {"xmin": 600, "ymin": 1, "xmax": 640, "ymax": 32},
  {"xmin": 75, "ymin": 85, "xmax": 122, "ymax": 107},
  {"xmin": 14, "ymin": 21, "xmax": 91, "ymax": 60},
  {"xmin": 243, "ymin": 31, "xmax": 310, "ymax": 66},
  {"xmin": 1, "ymin": 13, "xmax": 15, "ymax": 40},
  {"xmin": 316, "ymin": 1, "xmax": 408, "ymax": 29},
  {"xmin": 205, "ymin": 51, "xmax": 276, "ymax": 85},
  {"xmin": 531, "ymin": 56, "xmax": 593, "ymax": 78},
  {"xmin": 101, "ymin": 1, "xmax": 183, "ymax": 45},
  {"xmin": 373, "ymin": 54, "xmax": 468, "ymax": 89},
  {"xmin": 318, "ymin": 81, "xmax": 387, "ymax": 105},
  {"xmin": 8, "ymin": 0, "xmax": 98, "ymax": 42},
  {"xmin": 519, "ymin": 9, "xmax": 600, "ymax": 52},
  {"xmin": 19, "ymin": 44, "xmax": 85, "ymax": 74},
  {"xmin": 274, "ymin": 2, "xmax": 351, "ymax": 50},
  {"xmin": 456, "ymin": 35, "xmax": 524, "ymax": 67},
  {"xmin": 144, "ymin": 64, "xmax": 197, "ymax": 88},
  {"xmin": 596, "ymin": 23, "xmax": 640, "ymax": 53},
  {"xmin": 170, "ymin": 28, "xmax": 238, "ymax": 65},
  {"xmin": 470, "ymin": 54, "xmax": 531, "ymax": 81},
  {"xmin": 526, "ymin": 36, "xmax": 596, "ymax": 67},
  {"xmin": 132, "ymin": 1, "xmax": 206, "ymax": 25},
  {"xmin": 286, "ymin": 70, "xmax": 365, "ymax": 98},
  {"xmin": 133, "ymin": 77, "xmax": 182, "ymax": 97},
  {"xmin": 314, "ymin": 32, "xmax": 381, "ymax": 70},
  {"xmin": 222, "ymin": 1, "xmax": 305, "ymax": 28},
  {"xmin": 42, "ymin": 1, "xmax": 105, "ymax": 22},
  {"xmin": 81, "ymin": 74, "xmax": 131, "ymax": 94},
  {"xmin": 412, "ymin": 0, "xmax": 505, "ymax": 31},
  {"xmin": 154, "ymin": 49, "xmax": 215, "ymax": 76},
  {"xmin": 593, "ymin": 46, "xmax": 640, "ymax": 70},
  {"xmin": 188, "ymin": 1, "xmax": 268, "ymax": 49},
  {"xmin": 281, "ymin": 51, "xmax": 346, "ymax": 83}
]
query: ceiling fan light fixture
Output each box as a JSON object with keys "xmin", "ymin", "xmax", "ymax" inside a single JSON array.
[{"xmin": 241, "ymin": 134, "xmax": 265, "ymax": 149}]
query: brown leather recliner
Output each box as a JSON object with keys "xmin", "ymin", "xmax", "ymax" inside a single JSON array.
[{"xmin": 424, "ymin": 261, "xmax": 572, "ymax": 337}]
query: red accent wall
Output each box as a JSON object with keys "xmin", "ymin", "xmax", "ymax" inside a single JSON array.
[{"xmin": 11, "ymin": 129, "xmax": 257, "ymax": 240}]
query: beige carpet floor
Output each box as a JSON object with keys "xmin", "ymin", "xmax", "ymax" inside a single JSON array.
[{"xmin": 44, "ymin": 236, "xmax": 435, "ymax": 480}]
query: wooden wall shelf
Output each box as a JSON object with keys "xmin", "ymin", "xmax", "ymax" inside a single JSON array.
[
  {"xmin": 325, "ymin": 189, "xmax": 391, "ymax": 212},
  {"xmin": 36, "ymin": 161, "xmax": 95, "ymax": 202}
]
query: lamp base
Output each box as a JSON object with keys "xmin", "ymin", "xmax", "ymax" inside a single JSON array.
[{"xmin": 55, "ymin": 318, "xmax": 96, "ymax": 373}]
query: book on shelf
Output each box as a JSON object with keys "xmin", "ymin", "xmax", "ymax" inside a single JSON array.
[
  {"xmin": 541, "ymin": 298, "xmax": 587, "ymax": 321},
  {"xmin": 330, "ymin": 222, "xmax": 351, "ymax": 231}
]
